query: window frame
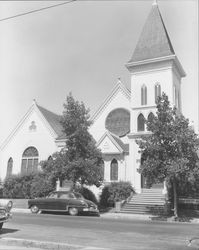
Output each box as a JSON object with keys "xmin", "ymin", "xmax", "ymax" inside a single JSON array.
[
  {"xmin": 141, "ymin": 85, "xmax": 147, "ymax": 105},
  {"xmin": 110, "ymin": 159, "xmax": 118, "ymax": 181},
  {"xmin": 137, "ymin": 113, "xmax": 145, "ymax": 132},
  {"xmin": 21, "ymin": 146, "xmax": 39, "ymax": 175}
]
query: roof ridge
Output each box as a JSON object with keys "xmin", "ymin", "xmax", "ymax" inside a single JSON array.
[
  {"xmin": 91, "ymin": 79, "xmax": 130, "ymax": 122},
  {"xmin": 36, "ymin": 104, "xmax": 61, "ymax": 118},
  {"xmin": 36, "ymin": 104, "xmax": 66, "ymax": 140}
]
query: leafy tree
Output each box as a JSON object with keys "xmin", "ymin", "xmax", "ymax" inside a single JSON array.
[
  {"xmin": 137, "ymin": 93, "xmax": 199, "ymax": 218},
  {"xmin": 41, "ymin": 93, "xmax": 103, "ymax": 187}
]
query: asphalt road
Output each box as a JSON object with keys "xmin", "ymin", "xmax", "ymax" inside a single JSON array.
[{"xmin": 0, "ymin": 212, "xmax": 199, "ymax": 250}]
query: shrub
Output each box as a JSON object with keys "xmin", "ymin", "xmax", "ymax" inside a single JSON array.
[
  {"xmin": 3, "ymin": 173, "xmax": 54, "ymax": 199},
  {"xmin": 99, "ymin": 181, "xmax": 135, "ymax": 208},
  {"xmin": 74, "ymin": 186, "xmax": 98, "ymax": 204},
  {"xmin": 3, "ymin": 174, "xmax": 33, "ymax": 198}
]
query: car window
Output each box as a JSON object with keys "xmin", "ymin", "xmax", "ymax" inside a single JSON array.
[
  {"xmin": 47, "ymin": 192, "xmax": 58, "ymax": 198},
  {"xmin": 74, "ymin": 193, "xmax": 84, "ymax": 199},
  {"xmin": 59, "ymin": 193, "xmax": 75, "ymax": 199}
]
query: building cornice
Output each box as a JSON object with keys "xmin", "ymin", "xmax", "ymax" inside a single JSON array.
[
  {"xmin": 128, "ymin": 131, "xmax": 152, "ymax": 139},
  {"xmin": 132, "ymin": 105, "xmax": 156, "ymax": 111},
  {"xmin": 126, "ymin": 55, "xmax": 186, "ymax": 78}
]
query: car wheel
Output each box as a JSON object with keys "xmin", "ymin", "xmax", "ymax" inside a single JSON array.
[
  {"xmin": 0, "ymin": 222, "xmax": 3, "ymax": 230},
  {"xmin": 68, "ymin": 207, "xmax": 78, "ymax": 216},
  {"xmin": 30, "ymin": 205, "xmax": 40, "ymax": 214}
]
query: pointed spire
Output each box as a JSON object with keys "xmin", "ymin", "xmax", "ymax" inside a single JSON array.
[{"xmin": 128, "ymin": 2, "xmax": 175, "ymax": 63}]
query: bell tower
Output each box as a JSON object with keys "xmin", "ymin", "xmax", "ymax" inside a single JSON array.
[{"xmin": 126, "ymin": 1, "xmax": 186, "ymax": 192}]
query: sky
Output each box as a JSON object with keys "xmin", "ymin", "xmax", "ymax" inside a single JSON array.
[{"xmin": 0, "ymin": 0, "xmax": 198, "ymax": 144}]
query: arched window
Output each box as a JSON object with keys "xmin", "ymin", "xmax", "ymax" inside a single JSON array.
[
  {"xmin": 6, "ymin": 157, "xmax": 13, "ymax": 178},
  {"xmin": 155, "ymin": 83, "xmax": 161, "ymax": 102},
  {"xmin": 137, "ymin": 113, "xmax": 145, "ymax": 131},
  {"xmin": 147, "ymin": 112, "xmax": 155, "ymax": 131},
  {"xmin": 141, "ymin": 85, "xmax": 147, "ymax": 105},
  {"xmin": 21, "ymin": 147, "xmax": 39, "ymax": 175},
  {"xmin": 110, "ymin": 159, "xmax": 118, "ymax": 181},
  {"xmin": 148, "ymin": 112, "xmax": 155, "ymax": 122},
  {"xmin": 48, "ymin": 156, "xmax": 53, "ymax": 161}
]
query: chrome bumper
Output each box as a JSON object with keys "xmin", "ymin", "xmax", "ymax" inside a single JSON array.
[
  {"xmin": 82, "ymin": 207, "xmax": 99, "ymax": 213},
  {"xmin": 0, "ymin": 212, "xmax": 12, "ymax": 223}
]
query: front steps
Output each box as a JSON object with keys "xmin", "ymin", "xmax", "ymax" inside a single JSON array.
[{"xmin": 120, "ymin": 189, "xmax": 166, "ymax": 215}]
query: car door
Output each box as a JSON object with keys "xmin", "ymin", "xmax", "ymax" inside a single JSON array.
[
  {"xmin": 40, "ymin": 192, "xmax": 58, "ymax": 211},
  {"xmin": 56, "ymin": 192, "xmax": 73, "ymax": 211}
]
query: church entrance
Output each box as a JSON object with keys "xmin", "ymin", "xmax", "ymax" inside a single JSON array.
[{"xmin": 141, "ymin": 174, "xmax": 164, "ymax": 189}]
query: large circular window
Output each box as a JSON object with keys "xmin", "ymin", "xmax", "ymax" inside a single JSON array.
[{"xmin": 105, "ymin": 108, "xmax": 130, "ymax": 137}]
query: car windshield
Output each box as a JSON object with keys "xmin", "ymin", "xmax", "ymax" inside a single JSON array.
[
  {"xmin": 59, "ymin": 193, "xmax": 75, "ymax": 199},
  {"xmin": 74, "ymin": 193, "xmax": 84, "ymax": 199},
  {"xmin": 47, "ymin": 192, "xmax": 58, "ymax": 198}
]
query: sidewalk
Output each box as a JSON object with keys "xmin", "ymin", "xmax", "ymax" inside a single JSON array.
[{"xmin": 0, "ymin": 237, "xmax": 110, "ymax": 250}]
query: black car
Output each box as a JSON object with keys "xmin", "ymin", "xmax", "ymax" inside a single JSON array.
[
  {"xmin": 0, "ymin": 199, "xmax": 12, "ymax": 230},
  {"xmin": 28, "ymin": 191, "xmax": 99, "ymax": 216}
]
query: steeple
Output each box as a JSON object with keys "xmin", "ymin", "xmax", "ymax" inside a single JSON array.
[{"xmin": 128, "ymin": 1, "xmax": 175, "ymax": 63}]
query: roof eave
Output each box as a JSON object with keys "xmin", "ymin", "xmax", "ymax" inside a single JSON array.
[{"xmin": 126, "ymin": 54, "xmax": 186, "ymax": 77}]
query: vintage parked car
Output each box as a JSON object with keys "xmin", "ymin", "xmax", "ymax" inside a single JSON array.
[
  {"xmin": 28, "ymin": 191, "xmax": 99, "ymax": 216},
  {"xmin": 0, "ymin": 199, "xmax": 12, "ymax": 230}
]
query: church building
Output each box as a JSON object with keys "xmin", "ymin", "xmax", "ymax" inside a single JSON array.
[{"xmin": 0, "ymin": 1, "xmax": 186, "ymax": 194}]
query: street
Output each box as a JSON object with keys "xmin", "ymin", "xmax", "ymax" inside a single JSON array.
[{"xmin": 0, "ymin": 212, "xmax": 198, "ymax": 249}]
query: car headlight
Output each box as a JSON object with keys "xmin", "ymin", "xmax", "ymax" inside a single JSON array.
[
  {"xmin": 0, "ymin": 200, "xmax": 13, "ymax": 212},
  {"xmin": 7, "ymin": 201, "xmax": 13, "ymax": 212}
]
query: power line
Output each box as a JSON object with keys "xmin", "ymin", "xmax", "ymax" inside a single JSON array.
[{"xmin": 0, "ymin": 0, "xmax": 77, "ymax": 22}]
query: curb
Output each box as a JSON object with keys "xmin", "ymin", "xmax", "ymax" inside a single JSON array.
[
  {"xmin": 11, "ymin": 208, "xmax": 199, "ymax": 224},
  {"xmin": 0, "ymin": 237, "xmax": 110, "ymax": 250}
]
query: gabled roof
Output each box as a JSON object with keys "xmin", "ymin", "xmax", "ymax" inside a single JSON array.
[
  {"xmin": 91, "ymin": 79, "xmax": 131, "ymax": 122},
  {"xmin": 36, "ymin": 104, "xmax": 66, "ymax": 140},
  {"xmin": 96, "ymin": 130, "xmax": 129, "ymax": 154},
  {"xmin": 0, "ymin": 101, "xmax": 66, "ymax": 150},
  {"xmin": 128, "ymin": 2, "xmax": 175, "ymax": 63}
]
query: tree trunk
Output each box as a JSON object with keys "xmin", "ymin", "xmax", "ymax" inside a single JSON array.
[{"xmin": 173, "ymin": 178, "xmax": 178, "ymax": 218}]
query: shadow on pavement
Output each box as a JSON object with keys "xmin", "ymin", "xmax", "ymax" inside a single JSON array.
[
  {"xmin": 0, "ymin": 228, "xmax": 19, "ymax": 235},
  {"xmin": 41, "ymin": 211, "xmax": 100, "ymax": 217}
]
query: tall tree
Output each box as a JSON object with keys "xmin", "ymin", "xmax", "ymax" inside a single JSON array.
[
  {"xmin": 41, "ymin": 93, "xmax": 103, "ymax": 187},
  {"xmin": 137, "ymin": 93, "xmax": 199, "ymax": 217}
]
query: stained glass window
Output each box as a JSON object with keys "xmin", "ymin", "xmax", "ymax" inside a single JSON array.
[
  {"xmin": 21, "ymin": 147, "xmax": 39, "ymax": 174},
  {"xmin": 105, "ymin": 108, "xmax": 130, "ymax": 137}
]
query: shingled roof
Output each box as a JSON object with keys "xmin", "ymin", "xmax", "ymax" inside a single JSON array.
[
  {"xmin": 37, "ymin": 105, "xmax": 66, "ymax": 140},
  {"xmin": 109, "ymin": 132, "xmax": 129, "ymax": 153},
  {"xmin": 129, "ymin": 2, "xmax": 175, "ymax": 63}
]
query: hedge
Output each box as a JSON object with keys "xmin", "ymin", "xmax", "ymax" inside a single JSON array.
[
  {"xmin": 99, "ymin": 181, "xmax": 135, "ymax": 208},
  {"xmin": 3, "ymin": 173, "xmax": 54, "ymax": 199}
]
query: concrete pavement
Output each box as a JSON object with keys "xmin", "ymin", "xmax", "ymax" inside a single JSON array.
[
  {"xmin": 1, "ymin": 208, "xmax": 198, "ymax": 250},
  {"xmin": 1, "ymin": 210, "xmax": 199, "ymax": 250}
]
